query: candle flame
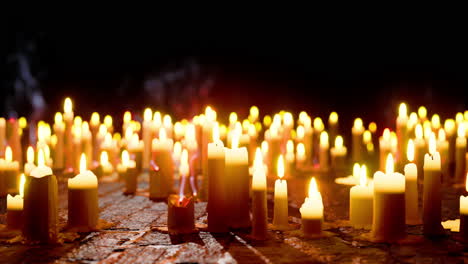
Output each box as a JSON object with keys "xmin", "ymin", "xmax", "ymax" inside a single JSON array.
[
  {"xmin": 163, "ymin": 115, "xmax": 172, "ymax": 127},
  {"xmin": 38, "ymin": 149, "xmax": 45, "ymax": 167},
  {"xmin": 231, "ymin": 133, "xmax": 239, "ymax": 149},
  {"xmin": 308, "ymin": 177, "xmax": 319, "ymax": 198},
  {"xmin": 418, "ymin": 106, "xmax": 427, "ymax": 119},
  {"xmin": 179, "ymin": 149, "xmax": 189, "ymax": 176},
  {"xmin": 297, "ymin": 142, "xmax": 305, "ymax": 157},
  {"xmin": 64, "ymin": 97, "xmax": 72, "ymax": 113},
  {"xmin": 438, "ymin": 129, "xmax": 446, "ymax": 141},
  {"xmin": 99, "ymin": 124, "xmax": 107, "ymax": 135},
  {"xmin": 354, "ymin": 118, "xmax": 363, "ymax": 129},
  {"xmin": 314, "ymin": 117, "xmax": 324, "ymax": 131},
  {"xmin": 123, "ymin": 111, "xmax": 131, "ymax": 123},
  {"xmin": 159, "ymin": 129, "xmax": 167, "ymax": 141},
  {"xmin": 287, "ymin": 140, "xmax": 294, "ymax": 153},
  {"xmin": 44, "ymin": 145, "xmax": 50, "ymax": 161},
  {"xmin": 283, "ymin": 112, "xmax": 293, "ymax": 126},
  {"xmin": 399, "ymin": 103, "xmax": 407, "ymax": 117},
  {"xmin": 319, "ymin": 131, "xmax": 329, "ymax": 146},
  {"xmin": 212, "ymin": 122, "xmax": 220, "ymax": 142},
  {"xmin": 122, "ymin": 150, "xmax": 129, "ymax": 167},
  {"xmin": 80, "ymin": 153, "xmax": 87, "ymax": 173},
  {"xmin": 369, "ymin": 122, "xmax": 377, "ymax": 133},
  {"xmin": 254, "ymin": 147, "xmax": 263, "ymax": 169},
  {"xmin": 363, "ymin": 131, "xmax": 372, "ymax": 144},
  {"xmin": 263, "ymin": 115, "xmax": 272, "ymax": 127},
  {"xmin": 415, "ymin": 124, "xmax": 423, "ymax": 139},
  {"xmin": 250, "ymin": 106, "xmax": 259, "ymax": 119},
  {"xmin": 27, "ymin": 146, "xmax": 34, "ymax": 164},
  {"xmin": 431, "ymin": 114, "xmax": 440, "ymax": 129},
  {"xmin": 360, "ymin": 165, "xmax": 367, "ymax": 187},
  {"xmin": 144, "ymin": 108, "xmax": 152, "ymax": 122},
  {"xmin": 296, "ymin": 125, "xmax": 305, "ymax": 139},
  {"xmin": 104, "ymin": 115, "xmax": 113, "ymax": 128},
  {"xmin": 444, "ymin": 119, "xmax": 455, "ymax": 133},
  {"xmin": 229, "ymin": 112, "xmax": 238, "ymax": 124},
  {"xmin": 153, "ymin": 112, "xmax": 162, "ymax": 124},
  {"xmin": 385, "ymin": 154, "xmax": 394, "ymax": 174},
  {"xmin": 409, "ymin": 112, "xmax": 418, "ymax": 125},
  {"xmin": 353, "ymin": 163, "xmax": 361, "ymax": 180},
  {"xmin": 248, "ymin": 124, "xmax": 256, "ymax": 137},
  {"xmin": 205, "ymin": 106, "xmax": 217, "ymax": 122},
  {"xmin": 19, "ymin": 173, "xmax": 25, "ymax": 198},
  {"xmin": 383, "ymin": 128, "xmax": 391, "ymax": 141},
  {"xmin": 407, "ymin": 139, "xmax": 415, "ymax": 162},
  {"xmin": 91, "ymin": 112, "xmax": 100, "ymax": 125},
  {"xmin": 458, "ymin": 123, "xmax": 466, "ymax": 138},
  {"xmin": 5, "ymin": 146, "xmax": 12, "ymax": 162},
  {"xmin": 261, "ymin": 141, "xmax": 269, "ymax": 155},
  {"xmin": 429, "ymin": 132, "xmax": 437, "ymax": 155},
  {"xmin": 329, "ymin": 112, "xmax": 338, "ymax": 123},
  {"xmin": 100, "ymin": 151, "xmax": 109, "ymax": 166},
  {"xmin": 54, "ymin": 112, "xmax": 63, "ymax": 124},
  {"xmin": 277, "ymin": 155, "xmax": 285, "ymax": 179},
  {"xmin": 173, "ymin": 142, "xmax": 182, "ymax": 157}
]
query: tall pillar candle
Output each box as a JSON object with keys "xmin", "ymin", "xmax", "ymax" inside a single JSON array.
[
  {"xmin": 142, "ymin": 108, "xmax": 153, "ymax": 170},
  {"xmin": 23, "ymin": 151, "xmax": 58, "ymax": 244},
  {"xmin": 24, "ymin": 146, "xmax": 36, "ymax": 177},
  {"xmin": 328, "ymin": 112, "xmax": 339, "ymax": 145},
  {"xmin": 423, "ymin": 136, "xmax": 444, "ymax": 236},
  {"xmin": 225, "ymin": 146, "xmax": 250, "ymax": 228},
  {"xmin": 68, "ymin": 154, "xmax": 99, "ymax": 231},
  {"xmin": 200, "ymin": 120, "xmax": 213, "ymax": 200},
  {"xmin": 459, "ymin": 174, "xmax": 468, "ymax": 240},
  {"xmin": 371, "ymin": 170, "xmax": 406, "ymax": 242},
  {"xmin": 207, "ymin": 140, "xmax": 228, "ymax": 232},
  {"xmin": 53, "ymin": 113, "xmax": 65, "ymax": 170},
  {"xmin": 445, "ymin": 119, "xmax": 456, "ymax": 166},
  {"xmin": 352, "ymin": 118, "xmax": 365, "ymax": 162},
  {"xmin": 63, "ymin": 98, "xmax": 74, "ymax": 170},
  {"xmin": 273, "ymin": 154, "xmax": 289, "ymax": 229},
  {"xmin": 267, "ymin": 127, "xmax": 281, "ymax": 175},
  {"xmin": 0, "ymin": 146, "xmax": 20, "ymax": 194},
  {"xmin": 90, "ymin": 112, "xmax": 100, "ymax": 162},
  {"xmin": 300, "ymin": 178, "xmax": 323, "ymax": 238},
  {"xmin": 349, "ymin": 165, "xmax": 373, "ymax": 229},
  {"xmin": 378, "ymin": 129, "xmax": 392, "ymax": 171},
  {"xmin": 312, "ymin": 118, "xmax": 324, "ymax": 161},
  {"xmin": 404, "ymin": 139, "xmax": 420, "ymax": 225},
  {"xmin": 437, "ymin": 129, "xmax": 449, "ymax": 181},
  {"xmin": 331, "ymin": 135, "xmax": 347, "ymax": 172},
  {"xmin": 6, "ymin": 174, "xmax": 25, "ymax": 230},
  {"xmin": 396, "ymin": 103, "xmax": 408, "ymax": 168},
  {"xmin": 319, "ymin": 131, "xmax": 329, "ymax": 171},
  {"xmin": 151, "ymin": 130, "xmax": 174, "ymax": 198},
  {"xmin": 455, "ymin": 124, "xmax": 466, "ymax": 183},
  {"xmin": 251, "ymin": 149, "xmax": 268, "ymax": 239}
]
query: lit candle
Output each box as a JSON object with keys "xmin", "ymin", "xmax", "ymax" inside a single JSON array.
[
  {"xmin": 312, "ymin": 117, "xmax": 324, "ymax": 161},
  {"xmin": 404, "ymin": 139, "xmax": 420, "ymax": 225},
  {"xmin": 0, "ymin": 118, "xmax": 5, "ymax": 155},
  {"xmin": 296, "ymin": 143, "xmax": 306, "ymax": 168},
  {"xmin": 99, "ymin": 151, "xmax": 113, "ymax": 177},
  {"xmin": 330, "ymin": 135, "xmax": 347, "ymax": 172},
  {"xmin": 128, "ymin": 133, "xmax": 144, "ymax": 172},
  {"xmin": 444, "ymin": 119, "xmax": 456, "ymax": 166},
  {"xmin": 300, "ymin": 178, "xmax": 323, "ymax": 238},
  {"xmin": 396, "ymin": 103, "xmax": 408, "ymax": 167},
  {"xmin": 24, "ymin": 146, "xmax": 36, "ymax": 176},
  {"xmin": 225, "ymin": 144, "xmax": 250, "ymax": 228},
  {"xmin": 248, "ymin": 123, "xmax": 258, "ymax": 165},
  {"xmin": 82, "ymin": 122, "xmax": 93, "ymax": 166},
  {"xmin": 200, "ymin": 107, "xmax": 216, "ymax": 200},
  {"xmin": 414, "ymin": 124, "xmax": 426, "ymax": 180},
  {"xmin": 0, "ymin": 146, "xmax": 20, "ymax": 195},
  {"xmin": 267, "ymin": 124, "xmax": 281, "ymax": 174},
  {"xmin": 460, "ymin": 174, "xmax": 468, "ymax": 240},
  {"xmin": 352, "ymin": 118, "xmax": 365, "ymax": 162},
  {"xmin": 167, "ymin": 194, "xmax": 195, "ymax": 234},
  {"xmin": 273, "ymin": 154, "xmax": 289, "ymax": 230},
  {"xmin": 319, "ymin": 131, "xmax": 329, "ymax": 171},
  {"xmin": 90, "ymin": 112, "xmax": 100, "ymax": 162},
  {"xmin": 207, "ymin": 133, "xmax": 228, "ymax": 232},
  {"xmin": 53, "ymin": 112, "xmax": 65, "ymax": 170},
  {"xmin": 379, "ymin": 129, "xmax": 392, "ymax": 171},
  {"xmin": 423, "ymin": 133, "xmax": 444, "ymax": 236},
  {"xmin": 6, "ymin": 174, "xmax": 25, "ymax": 229},
  {"xmin": 328, "ymin": 112, "xmax": 339, "ymax": 144},
  {"xmin": 371, "ymin": 154, "xmax": 406, "ymax": 242},
  {"xmin": 9, "ymin": 118, "xmax": 22, "ymax": 165},
  {"xmin": 455, "ymin": 123, "xmax": 466, "ymax": 183},
  {"xmin": 437, "ymin": 129, "xmax": 449, "ymax": 180},
  {"xmin": 418, "ymin": 106, "xmax": 427, "ymax": 122},
  {"xmin": 23, "ymin": 150, "xmax": 58, "ymax": 243},
  {"xmin": 151, "ymin": 129, "xmax": 174, "ymax": 198},
  {"xmin": 142, "ymin": 108, "xmax": 153, "ymax": 170},
  {"xmin": 63, "ymin": 98, "xmax": 74, "ymax": 170},
  {"xmin": 285, "ymin": 140, "xmax": 295, "ymax": 178},
  {"xmin": 117, "ymin": 150, "xmax": 137, "ymax": 194},
  {"xmin": 349, "ymin": 165, "xmax": 373, "ymax": 229},
  {"xmin": 303, "ymin": 117, "xmax": 313, "ymax": 164},
  {"xmin": 249, "ymin": 106, "xmax": 259, "ymax": 123},
  {"xmin": 68, "ymin": 153, "xmax": 99, "ymax": 231},
  {"xmin": 251, "ymin": 148, "xmax": 268, "ymax": 239}
]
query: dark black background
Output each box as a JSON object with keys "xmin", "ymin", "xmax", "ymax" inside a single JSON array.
[{"xmin": 3, "ymin": 20, "xmax": 468, "ymax": 133}]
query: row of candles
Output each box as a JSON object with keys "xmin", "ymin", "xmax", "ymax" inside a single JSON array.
[{"xmin": 0, "ymin": 99, "xmax": 468, "ymax": 243}]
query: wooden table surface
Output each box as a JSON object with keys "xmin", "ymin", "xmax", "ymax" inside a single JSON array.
[{"xmin": 1, "ymin": 172, "xmax": 468, "ymax": 264}]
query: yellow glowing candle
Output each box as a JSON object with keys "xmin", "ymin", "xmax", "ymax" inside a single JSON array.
[
  {"xmin": 285, "ymin": 140, "xmax": 295, "ymax": 177},
  {"xmin": 151, "ymin": 129, "xmax": 174, "ymax": 198},
  {"xmin": 422, "ymin": 133, "xmax": 444, "ymax": 236},
  {"xmin": 300, "ymin": 178, "xmax": 323, "ymax": 238},
  {"xmin": 319, "ymin": 131, "xmax": 329, "ymax": 170},
  {"xmin": 100, "ymin": 151, "xmax": 113, "ymax": 176},
  {"xmin": 371, "ymin": 154, "xmax": 406, "ymax": 242},
  {"xmin": 312, "ymin": 117, "xmax": 324, "ymax": 160},
  {"xmin": 63, "ymin": 98, "xmax": 74, "ymax": 169},
  {"xmin": 379, "ymin": 128, "xmax": 392, "ymax": 171},
  {"xmin": 455, "ymin": 123, "xmax": 467, "ymax": 183},
  {"xmin": 142, "ymin": 108, "xmax": 153, "ymax": 170},
  {"xmin": 296, "ymin": 142, "xmax": 306, "ymax": 168},
  {"xmin": 445, "ymin": 119, "xmax": 457, "ymax": 165},
  {"xmin": 418, "ymin": 106, "xmax": 427, "ymax": 121},
  {"xmin": 249, "ymin": 106, "xmax": 259, "ymax": 123},
  {"xmin": 0, "ymin": 118, "xmax": 5, "ymax": 154},
  {"xmin": 396, "ymin": 103, "xmax": 409, "ymax": 167},
  {"xmin": 459, "ymin": 174, "xmax": 468, "ymax": 239},
  {"xmin": 328, "ymin": 112, "xmax": 339, "ymax": 143},
  {"xmin": 349, "ymin": 165, "xmax": 373, "ymax": 229},
  {"xmin": 24, "ymin": 146, "xmax": 36, "ymax": 176},
  {"xmin": 331, "ymin": 135, "xmax": 347, "ymax": 171},
  {"xmin": 6, "ymin": 173, "xmax": 25, "ymax": 229},
  {"xmin": 273, "ymin": 154, "xmax": 289, "ymax": 229},
  {"xmin": 437, "ymin": 129, "xmax": 449, "ymax": 179},
  {"xmin": 207, "ymin": 138, "xmax": 228, "ymax": 232},
  {"xmin": 352, "ymin": 118, "xmax": 364, "ymax": 162},
  {"xmin": 251, "ymin": 148, "xmax": 268, "ymax": 239},
  {"xmin": 404, "ymin": 139, "xmax": 420, "ymax": 224},
  {"xmin": 0, "ymin": 146, "xmax": 20, "ymax": 195}
]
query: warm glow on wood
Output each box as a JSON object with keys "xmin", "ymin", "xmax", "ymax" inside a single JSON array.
[
  {"xmin": 64, "ymin": 97, "xmax": 73, "ymax": 113},
  {"xmin": 5, "ymin": 146, "xmax": 12, "ymax": 162},
  {"xmin": 407, "ymin": 139, "xmax": 414, "ymax": 162},
  {"xmin": 386, "ymin": 154, "xmax": 394, "ymax": 174},
  {"xmin": 277, "ymin": 155, "xmax": 285, "ymax": 179},
  {"xmin": 398, "ymin": 103, "xmax": 407, "ymax": 117}
]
